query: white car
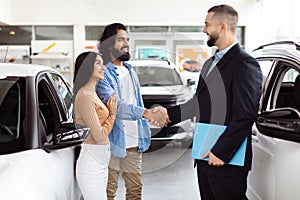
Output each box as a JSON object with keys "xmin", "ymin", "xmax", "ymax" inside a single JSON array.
[
  {"xmin": 128, "ymin": 59, "xmax": 196, "ymax": 142},
  {"xmin": 247, "ymin": 41, "xmax": 300, "ymax": 199},
  {"xmin": 0, "ymin": 63, "xmax": 88, "ymax": 200}
]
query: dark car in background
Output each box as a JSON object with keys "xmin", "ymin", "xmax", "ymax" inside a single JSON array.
[
  {"xmin": 128, "ymin": 59, "xmax": 196, "ymax": 143},
  {"xmin": 247, "ymin": 41, "xmax": 300, "ymax": 199}
]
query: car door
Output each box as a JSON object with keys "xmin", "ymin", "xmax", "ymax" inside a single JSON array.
[
  {"xmin": 35, "ymin": 72, "xmax": 81, "ymax": 200},
  {"xmin": 0, "ymin": 71, "xmax": 83, "ymax": 200},
  {"xmin": 247, "ymin": 59, "xmax": 276, "ymax": 200},
  {"xmin": 248, "ymin": 58, "xmax": 300, "ymax": 200}
]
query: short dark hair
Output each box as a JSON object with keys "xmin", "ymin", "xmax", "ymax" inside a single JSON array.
[
  {"xmin": 73, "ymin": 51, "xmax": 100, "ymax": 97},
  {"xmin": 97, "ymin": 23, "xmax": 127, "ymax": 65},
  {"xmin": 208, "ymin": 4, "xmax": 238, "ymax": 32}
]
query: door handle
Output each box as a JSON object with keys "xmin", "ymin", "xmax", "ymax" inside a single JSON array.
[
  {"xmin": 252, "ymin": 135, "xmax": 259, "ymax": 143},
  {"xmin": 252, "ymin": 129, "xmax": 258, "ymax": 136}
]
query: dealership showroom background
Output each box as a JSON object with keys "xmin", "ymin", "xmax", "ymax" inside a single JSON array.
[{"xmin": 1, "ymin": 0, "xmax": 300, "ymax": 200}]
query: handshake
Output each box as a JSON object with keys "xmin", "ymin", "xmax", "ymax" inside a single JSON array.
[{"xmin": 143, "ymin": 106, "xmax": 170, "ymax": 127}]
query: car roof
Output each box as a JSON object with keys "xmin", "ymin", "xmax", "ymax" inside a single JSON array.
[
  {"xmin": 127, "ymin": 59, "xmax": 176, "ymax": 69},
  {"xmin": 0, "ymin": 63, "xmax": 55, "ymax": 77},
  {"xmin": 252, "ymin": 41, "xmax": 300, "ymax": 64}
]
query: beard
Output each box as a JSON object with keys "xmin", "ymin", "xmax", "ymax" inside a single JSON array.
[
  {"xmin": 111, "ymin": 46, "xmax": 130, "ymax": 61},
  {"xmin": 207, "ymin": 31, "xmax": 219, "ymax": 47}
]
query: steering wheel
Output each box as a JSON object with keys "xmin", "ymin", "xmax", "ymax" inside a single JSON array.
[{"xmin": 0, "ymin": 124, "xmax": 14, "ymax": 136}]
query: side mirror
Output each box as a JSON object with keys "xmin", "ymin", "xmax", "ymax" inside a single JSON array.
[
  {"xmin": 187, "ymin": 79, "xmax": 196, "ymax": 86},
  {"xmin": 256, "ymin": 107, "xmax": 300, "ymax": 142},
  {"xmin": 43, "ymin": 122, "xmax": 89, "ymax": 152}
]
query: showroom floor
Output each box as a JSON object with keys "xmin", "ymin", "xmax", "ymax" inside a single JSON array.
[{"xmin": 114, "ymin": 142, "xmax": 201, "ymax": 200}]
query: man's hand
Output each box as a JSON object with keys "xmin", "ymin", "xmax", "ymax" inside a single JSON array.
[
  {"xmin": 143, "ymin": 106, "xmax": 170, "ymax": 126},
  {"xmin": 201, "ymin": 151, "xmax": 224, "ymax": 167},
  {"xmin": 150, "ymin": 106, "xmax": 170, "ymax": 126}
]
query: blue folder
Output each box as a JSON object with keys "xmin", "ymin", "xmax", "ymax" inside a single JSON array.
[{"xmin": 191, "ymin": 122, "xmax": 247, "ymax": 166}]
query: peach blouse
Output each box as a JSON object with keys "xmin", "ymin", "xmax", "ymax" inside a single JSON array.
[{"xmin": 74, "ymin": 86, "xmax": 114, "ymax": 145}]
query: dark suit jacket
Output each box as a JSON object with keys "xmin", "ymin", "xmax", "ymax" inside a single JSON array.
[{"xmin": 167, "ymin": 43, "xmax": 262, "ymax": 175}]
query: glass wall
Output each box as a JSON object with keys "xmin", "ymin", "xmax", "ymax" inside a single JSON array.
[
  {"xmin": 35, "ymin": 26, "xmax": 73, "ymax": 40},
  {"xmin": 0, "ymin": 26, "xmax": 32, "ymax": 45}
]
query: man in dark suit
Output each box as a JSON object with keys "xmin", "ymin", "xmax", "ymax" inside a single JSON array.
[{"xmin": 166, "ymin": 4, "xmax": 263, "ymax": 200}]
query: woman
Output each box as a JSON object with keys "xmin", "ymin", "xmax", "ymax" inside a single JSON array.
[{"xmin": 73, "ymin": 51, "xmax": 117, "ymax": 200}]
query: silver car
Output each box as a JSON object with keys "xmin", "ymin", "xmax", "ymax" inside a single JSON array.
[
  {"xmin": 247, "ymin": 41, "xmax": 300, "ymax": 199},
  {"xmin": 128, "ymin": 59, "xmax": 196, "ymax": 143}
]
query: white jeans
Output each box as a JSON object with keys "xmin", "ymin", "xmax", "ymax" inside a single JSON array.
[{"xmin": 76, "ymin": 143, "xmax": 111, "ymax": 200}]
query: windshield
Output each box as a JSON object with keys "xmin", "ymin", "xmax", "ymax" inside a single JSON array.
[
  {"xmin": 133, "ymin": 66, "xmax": 182, "ymax": 86},
  {"xmin": 0, "ymin": 77, "xmax": 25, "ymax": 154}
]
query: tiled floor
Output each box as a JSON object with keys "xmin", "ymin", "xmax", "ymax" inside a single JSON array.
[{"xmin": 115, "ymin": 142, "xmax": 201, "ymax": 200}]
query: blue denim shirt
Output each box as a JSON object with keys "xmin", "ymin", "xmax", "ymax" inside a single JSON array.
[{"xmin": 96, "ymin": 61, "xmax": 151, "ymax": 157}]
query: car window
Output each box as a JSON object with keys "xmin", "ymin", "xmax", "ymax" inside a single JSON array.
[
  {"xmin": 282, "ymin": 68, "xmax": 299, "ymax": 82},
  {"xmin": 48, "ymin": 73, "xmax": 73, "ymax": 120},
  {"xmin": 0, "ymin": 77, "xmax": 25, "ymax": 154},
  {"xmin": 266, "ymin": 64, "xmax": 300, "ymax": 110},
  {"xmin": 38, "ymin": 79, "xmax": 59, "ymax": 141},
  {"xmin": 133, "ymin": 66, "xmax": 182, "ymax": 86}
]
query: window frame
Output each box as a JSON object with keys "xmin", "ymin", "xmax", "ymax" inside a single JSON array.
[
  {"xmin": 47, "ymin": 73, "xmax": 73, "ymax": 120},
  {"xmin": 262, "ymin": 60, "xmax": 300, "ymax": 111}
]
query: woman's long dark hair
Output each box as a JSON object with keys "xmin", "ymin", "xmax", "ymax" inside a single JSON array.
[
  {"xmin": 97, "ymin": 23, "xmax": 127, "ymax": 65},
  {"xmin": 73, "ymin": 51, "xmax": 99, "ymax": 99}
]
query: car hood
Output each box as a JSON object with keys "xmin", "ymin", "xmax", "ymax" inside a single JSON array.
[
  {"xmin": 140, "ymin": 85, "xmax": 193, "ymax": 96},
  {"xmin": 0, "ymin": 149, "xmax": 80, "ymax": 200}
]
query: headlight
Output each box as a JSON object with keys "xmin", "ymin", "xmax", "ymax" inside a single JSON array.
[
  {"xmin": 176, "ymin": 93, "xmax": 193, "ymax": 105},
  {"xmin": 176, "ymin": 97, "xmax": 188, "ymax": 104}
]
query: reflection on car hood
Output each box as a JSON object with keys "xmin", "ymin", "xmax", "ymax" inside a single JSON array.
[
  {"xmin": 0, "ymin": 149, "xmax": 45, "ymax": 176},
  {"xmin": 0, "ymin": 148, "xmax": 79, "ymax": 200},
  {"xmin": 0, "ymin": 157, "xmax": 9, "ymax": 175},
  {"xmin": 140, "ymin": 85, "xmax": 192, "ymax": 95}
]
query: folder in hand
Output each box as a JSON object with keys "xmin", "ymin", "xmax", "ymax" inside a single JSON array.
[{"xmin": 191, "ymin": 122, "xmax": 247, "ymax": 166}]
